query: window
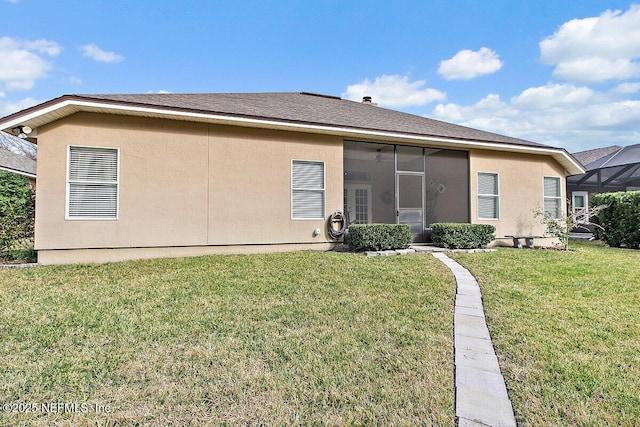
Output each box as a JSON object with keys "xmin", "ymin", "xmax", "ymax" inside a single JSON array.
[
  {"xmin": 572, "ymin": 191, "xmax": 588, "ymax": 223},
  {"xmin": 477, "ymin": 172, "xmax": 499, "ymax": 219},
  {"xmin": 291, "ymin": 160, "xmax": 325, "ymax": 219},
  {"xmin": 543, "ymin": 177, "xmax": 562, "ymax": 219},
  {"xmin": 67, "ymin": 146, "xmax": 119, "ymax": 219}
]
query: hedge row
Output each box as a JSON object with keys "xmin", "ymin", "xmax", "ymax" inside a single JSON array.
[
  {"xmin": 592, "ymin": 191, "xmax": 640, "ymax": 249},
  {"xmin": 0, "ymin": 171, "xmax": 35, "ymax": 261},
  {"xmin": 430, "ymin": 223, "xmax": 496, "ymax": 249},
  {"xmin": 348, "ymin": 224, "xmax": 412, "ymax": 251}
]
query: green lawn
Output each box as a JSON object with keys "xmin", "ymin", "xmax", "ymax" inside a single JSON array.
[
  {"xmin": 451, "ymin": 241, "xmax": 640, "ymax": 426},
  {"xmin": 0, "ymin": 252, "xmax": 455, "ymax": 426}
]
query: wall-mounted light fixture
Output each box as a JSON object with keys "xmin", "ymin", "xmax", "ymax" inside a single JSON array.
[{"xmin": 12, "ymin": 125, "xmax": 32, "ymax": 139}]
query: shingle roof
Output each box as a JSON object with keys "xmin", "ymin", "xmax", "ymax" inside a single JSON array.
[
  {"xmin": 0, "ymin": 131, "xmax": 37, "ymax": 160},
  {"xmin": 572, "ymin": 145, "xmax": 622, "ymax": 168},
  {"xmin": 0, "ymin": 91, "xmax": 585, "ymax": 175},
  {"xmin": 0, "ymin": 147, "xmax": 36, "ymax": 177},
  {"xmin": 73, "ymin": 92, "xmax": 546, "ymax": 148}
]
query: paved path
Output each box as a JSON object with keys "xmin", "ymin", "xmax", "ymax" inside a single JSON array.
[{"xmin": 432, "ymin": 252, "xmax": 517, "ymax": 427}]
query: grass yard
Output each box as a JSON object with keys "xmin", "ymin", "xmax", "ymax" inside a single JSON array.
[
  {"xmin": 451, "ymin": 241, "xmax": 640, "ymax": 426},
  {"xmin": 0, "ymin": 252, "xmax": 455, "ymax": 426}
]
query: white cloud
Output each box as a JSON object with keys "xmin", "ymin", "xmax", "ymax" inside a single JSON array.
[
  {"xmin": 431, "ymin": 83, "xmax": 640, "ymax": 151},
  {"xmin": 80, "ymin": 44, "xmax": 124, "ymax": 63},
  {"xmin": 552, "ymin": 58, "xmax": 640, "ymax": 83},
  {"xmin": 438, "ymin": 47, "xmax": 503, "ymax": 80},
  {"xmin": 0, "ymin": 37, "xmax": 61, "ymax": 91},
  {"xmin": 342, "ymin": 74, "xmax": 446, "ymax": 108},
  {"xmin": 0, "ymin": 97, "xmax": 40, "ymax": 116},
  {"xmin": 540, "ymin": 4, "xmax": 640, "ymax": 82},
  {"xmin": 69, "ymin": 76, "xmax": 82, "ymax": 85},
  {"xmin": 24, "ymin": 39, "xmax": 62, "ymax": 57},
  {"xmin": 611, "ymin": 82, "xmax": 640, "ymax": 94},
  {"xmin": 512, "ymin": 83, "xmax": 594, "ymax": 110}
]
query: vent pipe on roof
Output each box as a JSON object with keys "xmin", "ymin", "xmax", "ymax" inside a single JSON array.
[{"xmin": 362, "ymin": 96, "xmax": 377, "ymax": 106}]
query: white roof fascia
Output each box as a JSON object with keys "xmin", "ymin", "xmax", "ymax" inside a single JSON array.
[{"xmin": 0, "ymin": 165, "xmax": 36, "ymax": 179}]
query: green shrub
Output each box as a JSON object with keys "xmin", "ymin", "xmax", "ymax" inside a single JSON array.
[
  {"xmin": 592, "ymin": 191, "xmax": 640, "ymax": 249},
  {"xmin": 430, "ymin": 223, "xmax": 496, "ymax": 249},
  {"xmin": 0, "ymin": 171, "xmax": 35, "ymax": 260},
  {"xmin": 348, "ymin": 224, "xmax": 412, "ymax": 251}
]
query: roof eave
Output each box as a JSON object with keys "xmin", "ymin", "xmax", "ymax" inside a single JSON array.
[
  {"xmin": 0, "ymin": 165, "xmax": 36, "ymax": 179},
  {"xmin": 0, "ymin": 96, "xmax": 584, "ymax": 176}
]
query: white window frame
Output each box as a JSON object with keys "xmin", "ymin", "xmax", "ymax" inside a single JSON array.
[
  {"xmin": 291, "ymin": 160, "xmax": 325, "ymax": 220},
  {"xmin": 543, "ymin": 176, "xmax": 563, "ymax": 219},
  {"xmin": 477, "ymin": 172, "xmax": 500, "ymax": 220},
  {"xmin": 66, "ymin": 145, "xmax": 120, "ymax": 220},
  {"xmin": 572, "ymin": 191, "xmax": 589, "ymax": 223}
]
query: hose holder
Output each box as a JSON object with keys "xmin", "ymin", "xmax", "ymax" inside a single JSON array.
[{"xmin": 327, "ymin": 211, "xmax": 347, "ymax": 240}]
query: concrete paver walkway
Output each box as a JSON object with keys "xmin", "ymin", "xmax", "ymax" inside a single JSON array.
[{"xmin": 432, "ymin": 252, "xmax": 517, "ymax": 427}]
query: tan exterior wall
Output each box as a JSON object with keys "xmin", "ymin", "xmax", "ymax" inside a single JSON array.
[
  {"xmin": 469, "ymin": 149, "xmax": 567, "ymax": 246},
  {"xmin": 33, "ymin": 111, "xmax": 570, "ymax": 264},
  {"xmin": 35, "ymin": 113, "xmax": 343, "ymax": 263},
  {"xmin": 37, "ymin": 242, "xmax": 337, "ymax": 265}
]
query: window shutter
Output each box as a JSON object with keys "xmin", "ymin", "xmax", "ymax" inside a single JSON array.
[
  {"xmin": 68, "ymin": 146, "xmax": 118, "ymax": 219},
  {"xmin": 292, "ymin": 160, "xmax": 325, "ymax": 219}
]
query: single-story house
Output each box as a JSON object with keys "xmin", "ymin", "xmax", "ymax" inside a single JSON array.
[
  {"xmin": 0, "ymin": 92, "xmax": 583, "ymax": 264},
  {"xmin": 0, "ymin": 132, "xmax": 37, "ymax": 187},
  {"xmin": 0, "ymin": 147, "xmax": 36, "ymax": 181},
  {"xmin": 568, "ymin": 144, "xmax": 640, "ymax": 216}
]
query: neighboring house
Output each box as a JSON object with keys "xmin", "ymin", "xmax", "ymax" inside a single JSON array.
[
  {"xmin": 0, "ymin": 132, "xmax": 37, "ymax": 187},
  {"xmin": 0, "ymin": 129, "xmax": 37, "ymax": 160},
  {"xmin": 0, "ymin": 92, "xmax": 583, "ymax": 264},
  {"xmin": 567, "ymin": 144, "xmax": 640, "ymax": 220}
]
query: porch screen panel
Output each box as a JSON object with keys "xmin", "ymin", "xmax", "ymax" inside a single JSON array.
[
  {"xmin": 424, "ymin": 149, "xmax": 469, "ymax": 225},
  {"xmin": 397, "ymin": 146, "xmax": 423, "ymax": 172},
  {"xmin": 543, "ymin": 177, "xmax": 562, "ymax": 218},
  {"xmin": 292, "ymin": 160, "xmax": 325, "ymax": 219},
  {"xmin": 478, "ymin": 172, "xmax": 499, "ymax": 219},
  {"xmin": 67, "ymin": 146, "xmax": 119, "ymax": 219},
  {"xmin": 343, "ymin": 141, "xmax": 395, "ymax": 224}
]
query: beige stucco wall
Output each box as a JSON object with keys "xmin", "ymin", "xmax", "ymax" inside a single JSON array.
[
  {"xmin": 469, "ymin": 149, "xmax": 567, "ymax": 246},
  {"xmin": 35, "ymin": 113, "xmax": 343, "ymax": 264},
  {"xmin": 34, "ymin": 112, "xmax": 569, "ymax": 264}
]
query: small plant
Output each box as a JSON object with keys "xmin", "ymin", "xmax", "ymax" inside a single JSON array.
[
  {"xmin": 430, "ymin": 223, "xmax": 495, "ymax": 249},
  {"xmin": 535, "ymin": 203, "xmax": 608, "ymax": 251}
]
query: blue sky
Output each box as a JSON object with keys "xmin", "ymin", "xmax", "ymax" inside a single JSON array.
[{"xmin": 1, "ymin": 0, "xmax": 639, "ymax": 152}]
